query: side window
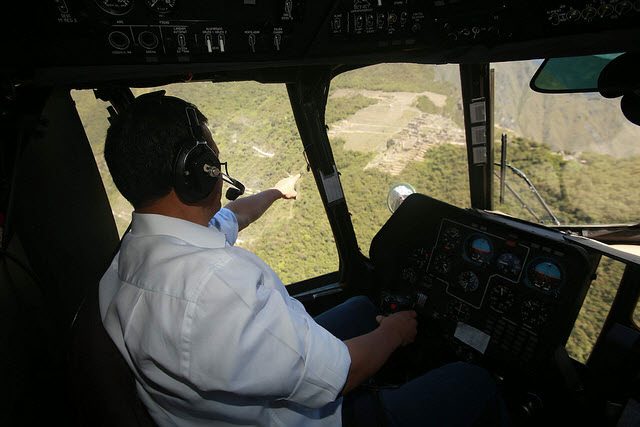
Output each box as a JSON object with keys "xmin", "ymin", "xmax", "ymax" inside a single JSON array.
[
  {"xmin": 327, "ymin": 63, "xmax": 467, "ymax": 256},
  {"xmin": 489, "ymin": 61, "xmax": 640, "ymax": 227},
  {"xmin": 566, "ymin": 257, "xmax": 626, "ymax": 364},
  {"xmin": 71, "ymin": 90, "xmax": 133, "ymax": 236},
  {"xmin": 72, "ymin": 83, "xmax": 338, "ymax": 285}
]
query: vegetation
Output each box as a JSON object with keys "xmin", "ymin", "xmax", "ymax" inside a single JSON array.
[{"xmin": 72, "ymin": 62, "xmax": 640, "ymax": 366}]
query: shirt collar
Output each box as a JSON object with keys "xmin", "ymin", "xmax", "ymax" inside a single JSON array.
[{"xmin": 130, "ymin": 212, "xmax": 226, "ymax": 249}]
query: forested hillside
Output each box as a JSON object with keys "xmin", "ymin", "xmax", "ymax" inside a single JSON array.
[
  {"xmin": 72, "ymin": 61, "xmax": 639, "ymax": 365},
  {"xmin": 435, "ymin": 61, "xmax": 640, "ymax": 157}
]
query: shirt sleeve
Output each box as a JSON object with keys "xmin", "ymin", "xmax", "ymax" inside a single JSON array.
[
  {"xmin": 187, "ymin": 267, "xmax": 351, "ymax": 409},
  {"xmin": 208, "ymin": 208, "xmax": 238, "ymax": 246}
]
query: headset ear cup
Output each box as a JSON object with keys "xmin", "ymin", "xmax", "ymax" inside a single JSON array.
[{"xmin": 173, "ymin": 143, "xmax": 221, "ymax": 204}]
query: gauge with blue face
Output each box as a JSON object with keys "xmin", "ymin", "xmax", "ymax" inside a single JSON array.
[
  {"xmin": 526, "ymin": 258, "xmax": 564, "ymax": 295},
  {"xmin": 465, "ymin": 235, "xmax": 493, "ymax": 264}
]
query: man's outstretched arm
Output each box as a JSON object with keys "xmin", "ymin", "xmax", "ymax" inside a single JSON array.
[{"xmin": 225, "ymin": 174, "xmax": 301, "ymax": 231}]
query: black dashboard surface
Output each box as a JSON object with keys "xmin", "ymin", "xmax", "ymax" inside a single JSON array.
[
  {"xmin": 370, "ymin": 193, "xmax": 600, "ymax": 380},
  {"xmin": 10, "ymin": 1, "xmax": 640, "ymax": 85}
]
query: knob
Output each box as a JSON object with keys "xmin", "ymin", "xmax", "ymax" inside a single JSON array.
[
  {"xmin": 108, "ymin": 31, "xmax": 130, "ymax": 50},
  {"xmin": 248, "ymin": 33, "xmax": 256, "ymax": 53},
  {"xmin": 138, "ymin": 31, "xmax": 158, "ymax": 50}
]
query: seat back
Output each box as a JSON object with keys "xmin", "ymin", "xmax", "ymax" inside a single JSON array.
[{"xmin": 69, "ymin": 283, "xmax": 156, "ymax": 427}]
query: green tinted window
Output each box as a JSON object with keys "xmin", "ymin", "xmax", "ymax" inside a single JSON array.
[{"xmin": 531, "ymin": 53, "xmax": 623, "ymax": 92}]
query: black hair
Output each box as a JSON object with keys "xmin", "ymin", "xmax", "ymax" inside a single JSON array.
[{"xmin": 104, "ymin": 93, "xmax": 208, "ymax": 209}]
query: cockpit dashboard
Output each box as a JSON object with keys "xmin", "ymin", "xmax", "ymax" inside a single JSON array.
[{"xmin": 370, "ymin": 194, "xmax": 600, "ymax": 383}]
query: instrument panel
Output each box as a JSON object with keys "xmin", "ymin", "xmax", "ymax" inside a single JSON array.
[
  {"xmin": 370, "ymin": 194, "xmax": 599, "ymax": 379},
  {"xmin": 20, "ymin": 0, "xmax": 640, "ymax": 81}
]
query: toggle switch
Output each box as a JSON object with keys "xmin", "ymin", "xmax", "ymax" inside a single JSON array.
[
  {"xmin": 273, "ymin": 33, "xmax": 282, "ymax": 51},
  {"xmin": 205, "ymin": 34, "xmax": 213, "ymax": 53}
]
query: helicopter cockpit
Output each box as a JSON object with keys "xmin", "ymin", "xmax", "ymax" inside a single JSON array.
[{"xmin": 1, "ymin": 1, "xmax": 640, "ymax": 425}]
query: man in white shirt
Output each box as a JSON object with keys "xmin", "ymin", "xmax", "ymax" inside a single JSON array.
[{"xmin": 100, "ymin": 92, "xmax": 510, "ymax": 426}]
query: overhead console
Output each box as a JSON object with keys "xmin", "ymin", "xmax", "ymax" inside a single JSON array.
[
  {"xmin": 322, "ymin": 0, "xmax": 640, "ymax": 57},
  {"xmin": 27, "ymin": 0, "xmax": 640, "ymax": 80},
  {"xmin": 47, "ymin": 0, "xmax": 313, "ymax": 66},
  {"xmin": 370, "ymin": 194, "xmax": 600, "ymax": 381}
]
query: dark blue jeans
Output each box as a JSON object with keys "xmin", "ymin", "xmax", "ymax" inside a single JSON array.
[{"xmin": 314, "ymin": 296, "xmax": 512, "ymax": 427}]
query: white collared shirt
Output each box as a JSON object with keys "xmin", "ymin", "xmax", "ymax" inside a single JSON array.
[{"xmin": 99, "ymin": 208, "xmax": 350, "ymax": 426}]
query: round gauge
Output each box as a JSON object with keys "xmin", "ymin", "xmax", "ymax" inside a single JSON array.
[
  {"xmin": 466, "ymin": 235, "xmax": 493, "ymax": 264},
  {"xmin": 440, "ymin": 226, "xmax": 462, "ymax": 251},
  {"xmin": 449, "ymin": 300, "xmax": 471, "ymax": 322},
  {"xmin": 145, "ymin": 0, "xmax": 177, "ymax": 15},
  {"xmin": 408, "ymin": 248, "xmax": 429, "ymax": 270},
  {"xmin": 496, "ymin": 253, "xmax": 522, "ymax": 279},
  {"xmin": 456, "ymin": 271, "xmax": 480, "ymax": 292},
  {"xmin": 432, "ymin": 252, "xmax": 453, "ymax": 275},
  {"xmin": 489, "ymin": 284, "xmax": 515, "ymax": 313},
  {"xmin": 401, "ymin": 267, "xmax": 418, "ymax": 285},
  {"xmin": 95, "ymin": 0, "xmax": 133, "ymax": 15},
  {"xmin": 521, "ymin": 299, "xmax": 549, "ymax": 329},
  {"xmin": 527, "ymin": 258, "xmax": 564, "ymax": 294}
]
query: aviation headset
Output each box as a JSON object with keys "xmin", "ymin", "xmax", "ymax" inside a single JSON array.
[{"xmin": 128, "ymin": 91, "xmax": 245, "ymax": 203}]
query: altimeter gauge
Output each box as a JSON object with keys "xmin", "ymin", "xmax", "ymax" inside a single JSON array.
[
  {"xmin": 145, "ymin": 0, "xmax": 177, "ymax": 15},
  {"xmin": 95, "ymin": 0, "xmax": 133, "ymax": 15}
]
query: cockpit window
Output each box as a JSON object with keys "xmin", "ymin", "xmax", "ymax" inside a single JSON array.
[
  {"xmin": 73, "ymin": 82, "xmax": 338, "ymax": 285},
  {"xmin": 566, "ymin": 256, "xmax": 625, "ymax": 363},
  {"xmin": 328, "ymin": 63, "xmax": 468, "ymax": 257},
  {"xmin": 491, "ymin": 59, "xmax": 640, "ymax": 226}
]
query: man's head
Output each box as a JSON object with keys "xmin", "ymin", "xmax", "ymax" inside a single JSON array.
[{"xmin": 104, "ymin": 92, "xmax": 220, "ymax": 210}]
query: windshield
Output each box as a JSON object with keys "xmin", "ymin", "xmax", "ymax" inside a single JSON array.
[{"xmin": 329, "ymin": 62, "xmax": 640, "ymax": 254}]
